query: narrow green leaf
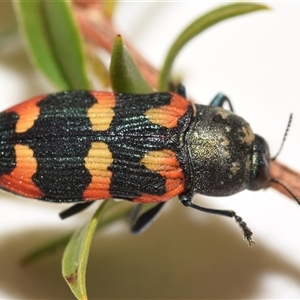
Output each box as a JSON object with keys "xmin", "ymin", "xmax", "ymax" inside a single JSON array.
[
  {"xmin": 13, "ymin": 1, "xmax": 90, "ymax": 90},
  {"xmin": 62, "ymin": 200, "xmax": 114, "ymax": 300},
  {"xmin": 158, "ymin": 3, "xmax": 270, "ymax": 91},
  {"xmin": 109, "ymin": 35, "xmax": 152, "ymax": 93},
  {"xmin": 21, "ymin": 204, "xmax": 131, "ymax": 266}
]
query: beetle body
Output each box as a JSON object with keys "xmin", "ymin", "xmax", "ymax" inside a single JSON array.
[
  {"xmin": 0, "ymin": 90, "xmax": 270, "ymax": 202},
  {"xmin": 0, "ymin": 90, "xmax": 272, "ymax": 244}
]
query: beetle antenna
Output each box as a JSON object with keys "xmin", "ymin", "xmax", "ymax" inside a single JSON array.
[
  {"xmin": 270, "ymin": 178, "xmax": 300, "ymax": 205},
  {"xmin": 272, "ymin": 114, "xmax": 293, "ymax": 161}
]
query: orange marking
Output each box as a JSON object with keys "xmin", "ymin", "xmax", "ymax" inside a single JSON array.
[
  {"xmin": 132, "ymin": 180, "xmax": 185, "ymax": 203},
  {"xmin": 138, "ymin": 149, "xmax": 185, "ymax": 202},
  {"xmin": 5, "ymin": 95, "xmax": 44, "ymax": 133},
  {"xmin": 0, "ymin": 144, "xmax": 43, "ymax": 198},
  {"xmin": 88, "ymin": 92, "xmax": 116, "ymax": 131},
  {"xmin": 145, "ymin": 93, "xmax": 189, "ymax": 128},
  {"xmin": 84, "ymin": 142, "xmax": 113, "ymax": 200}
]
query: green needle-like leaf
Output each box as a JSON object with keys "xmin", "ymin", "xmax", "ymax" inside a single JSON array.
[
  {"xmin": 21, "ymin": 205, "xmax": 131, "ymax": 266},
  {"xmin": 14, "ymin": 1, "xmax": 90, "ymax": 90},
  {"xmin": 109, "ymin": 35, "xmax": 152, "ymax": 93},
  {"xmin": 158, "ymin": 3, "xmax": 270, "ymax": 91},
  {"xmin": 62, "ymin": 200, "xmax": 114, "ymax": 300}
]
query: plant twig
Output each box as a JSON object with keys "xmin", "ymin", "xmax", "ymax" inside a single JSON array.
[{"xmin": 270, "ymin": 161, "xmax": 300, "ymax": 202}]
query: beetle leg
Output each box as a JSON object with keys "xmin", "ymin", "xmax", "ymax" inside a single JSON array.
[
  {"xmin": 179, "ymin": 192, "xmax": 255, "ymax": 246},
  {"xmin": 175, "ymin": 84, "xmax": 186, "ymax": 98},
  {"xmin": 210, "ymin": 93, "xmax": 234, "ymax": 112},
  {"xmin": 128, "ymin": 204, "xmax": 143, "ymax": 225},
  {"xmin": 59, "ymin": 202, "xmax": 94, "ymax": 219},
  {"xmin": 130, "ymin": 202, "xmax": 166, "ymax": 234},
  {"xmin": 169, "ymin": 82, "xmax": 187, "ymax": 98}
]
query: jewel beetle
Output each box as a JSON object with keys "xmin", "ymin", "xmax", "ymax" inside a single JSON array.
[{"xmin": 0, "ymin": 88, "xmax": 297, "ymax": 245}]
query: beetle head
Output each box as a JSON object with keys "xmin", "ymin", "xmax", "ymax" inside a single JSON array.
[{"xmin": 246, "ymin": 134, "xmax": 270, "ymax": 191}]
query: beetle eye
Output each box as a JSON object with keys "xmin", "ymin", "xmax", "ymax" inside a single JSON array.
[{"xmin": 247, "ymin": 135, "xmax": 271, "ymax": 191}]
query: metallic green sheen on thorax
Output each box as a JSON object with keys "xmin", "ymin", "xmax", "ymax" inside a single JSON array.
[{"xmin": 185, "ymin": 104, "xmax": 255, "ymax": 196}]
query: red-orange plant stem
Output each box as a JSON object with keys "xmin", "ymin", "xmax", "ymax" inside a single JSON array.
[{"xmin": 270, "ymin": 161, "xmax": 300, "ymax": 201}]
